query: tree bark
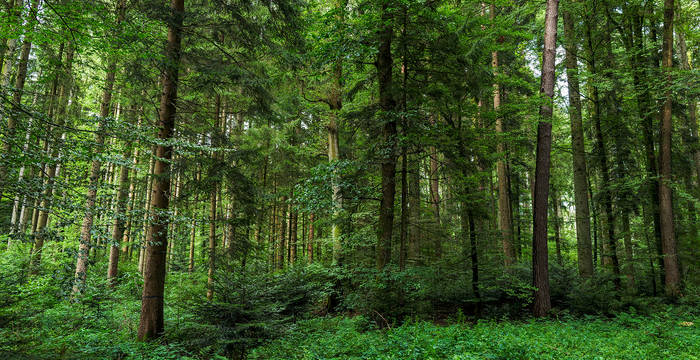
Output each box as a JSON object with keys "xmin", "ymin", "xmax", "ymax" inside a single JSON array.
[
  {"xmin": 0, "ymin": 0, "xmax": 38, "ymax": 201},
  {"xmin": 532, "ymin": 0, "xmax": 558, "ymax": 317},
  {"xmin": 137, "ymin": 0, "xmax": 184, "ymax": 341},
  {"xmin": 491, "ymin": 4, "xmax": 515, "ymax": 268},
  {"xmin": 106, "ymin": 0, "xmax": 129, "ymax": 285},
  {"xmin": 307, "ymin": 213, "xmax": 314, "ymax": 262},
  {"xmin": 376, "ymin": 2, "xmax": 396, "ymax": 269},
  {"xmin": 658, "ymin": 0, "xmax": 681, "ymax": 298}
]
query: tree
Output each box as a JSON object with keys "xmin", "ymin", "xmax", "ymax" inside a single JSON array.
[
  {"xmin": 376, "ymin": 0, "xmax": 397, "ymax": 269},
  {"xmin": 562, "ymin": 0, "xmax": 593, "ymax": 277},
  {"xmin": 137, "ymin": 0, "xmax": 185, "ymax": 340},
  {"xmin": 658, "ymin": 0, "xmax": 681, "ymax": 298},
  {"xmin": 532, "ymin": 0, "xmax": 559, "ymax": 317}
]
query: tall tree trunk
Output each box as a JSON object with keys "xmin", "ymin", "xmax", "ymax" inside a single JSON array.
[
  {"xmin": 290, "ymin": 210, "xmax": 297, "ymax": 265},
  {"xmin": 429, "ymin": 116, "xmax": 441, "ymax": 258},
  {"xmin": 658, "ymin": 0, "xmax": 681, "ymax": 298},
  {"xmin": 73, "ymin": 10, "xmax": 126, "ymax": 293},
  {"xmin": 206, "ymin": 95, "xmax": 222, "ymax": 301},
  {"xmin": 0, "ymin": 0, "xmax": 39, "ymax": 201},
  {"xmin": 551, "ymin": 187, "xmax": 563, "ymax": 266},
  {"xmin": 307, "ymin": 213, "xmax": 314, "ymax": 262},
  {"xmin": 0, "ymin": 0, "xmax": 22, "ymax": 87},
  {"xmin": 622, "ymin": 213, "xmax": 636, "ymax": 292},
  {"xmin": 137, "ymin": 0, "xmax": 184, "ymax": 341},
  {"xmin": 376, "ymin": 2, "xmax": 396, "ymax": 269},
  {"xmin": 584, "ymin": 14, "xmax": 621, "ymax": 291},
  {"xmin": 105, "ymin": 0, "xmax": 129, "ymax": 284},
  {"xmin": 491, "ymin": 4, "xmax": 515, "ymax": 267},
  {"xmin": 29, "ymin": 43, "xmax": 72, "ymax": 273},
  {"xmin": 122, "ymin": 146, "xmax": 140, "ymax": 258},
  {"xmin": 563, "ymin": 2, "xmax": 593, "ymax": 277},
  {"xmin": 188, "ymin": 164, "xmax": 201, "ymax": 272},
  {"xmin": 108, "ymin": 145, "xmax": 131, "ymax": 285},
  {"xmin": 631, "ymin": 8, "xmax": 665, "ymax": 288},
  {"xmin": 206, "ymin": 184, "xmax": 216, "ymax": 300},
  {"xmin": 277, "ymin": 195, "xmax": 287, "ymax": 269},
  {"xmin": 532, "ymin": 0, "xmax": 558, "ymax": 317},
  {"xmin": 407, "ymin": 153, "xmax": 420, "ymax": 264}
]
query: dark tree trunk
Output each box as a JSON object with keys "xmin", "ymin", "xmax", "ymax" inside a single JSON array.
[
  {"xmin": 376, "ymin": 2, "xmax": 396, "ymax": 269},
  {"xmin": 658, "ymin": 0, "xmax": 681, "ymax": 298},
  {"xmin": 137, "ymin": 0, "xmax": 184, "ymax": 341},
  {"xmin": 532, "ymin": 0, "xmax": 558, "ymax": 317}
]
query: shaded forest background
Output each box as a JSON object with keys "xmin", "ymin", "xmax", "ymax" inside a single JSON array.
[{"xmin": 0, "ymin": 0, "xmax": 698, "ymax": 358}]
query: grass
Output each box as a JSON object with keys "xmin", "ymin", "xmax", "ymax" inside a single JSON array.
[{"xmin": 249, "ymin": 313, "xmax": 700, "ymax": 360}]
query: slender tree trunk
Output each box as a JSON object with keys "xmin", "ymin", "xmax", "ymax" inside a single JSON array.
[
  {"xmin": 277, "ymin": 195, "xmax": 287, "ymax": 269},
  {"xmin": 376, "ymin": 2, "xmax": 396, "ymax": 269},
  {"xmin": 122, "ymin": 147, "xmax": 140, "ymax": 258},
  {"xmin": 532, "ymin": 0, "xmax": 559, "ymax": 317},
  {"xmin": 206, "ymin": 184, "xmax": 217, "ymax": 300},
  {"xmin": 658, "ymin": 0, "xmax": 681, "ymax": 298},
  {"xmin": 399, "ymin": 148, "xmax": 408, "ymax": 270},
  {"xmin": 307, "ymin": 213, "xmax": 314, "ymax": 262},
  {"xmin": 290, "ymin": 210, "xmax": 297, "ymax": 265},
  {"xmin": 551, "ymin": 187, "xmax": 563, "ymax": 266},
  {"xmin": 491, "ymin": 5, "xmax": 515, "ymax": 267},
  {"xmin": 563, "ymin": 3, "xmax": 593, "ymax": 277},
  {"xmin": 630, "ymin": 9, "xmax": 665, "ymax": 288},
  {"xmin": 0, "ymin": 0, "xmax": 22, "ymax": 87},
  {"xmin": 139, "ymin": 149, "xmax": 156, "ymax": 275},
  {"xmin": 206, "ymin": 95, "xmax": 222, "ymax": 301},
  {"xmin": 0, "ymin": 0, "xmax": 39, "ymax": 201},
  {"xmin": 73, "ymin": 11, "xmax": 126, "ymax": 292},
  {"xmin": 584, "ymin": 15, "xmax": 621, "ymax": 290},
  {"xmin": 108, "ymin": 143, "xmax": 131, "ymax": 285},
  {"xmin": 622, "ymin": 212, "xmax": 636, "ymax": 292},
  {"xmin": 429, "ymin": 116, "xmax": 441, "ymax": 258},
  {"xmin": 407, "ymin": 153, "xmax": 420, "ymax": 264},
  {"xmin": 29, "ymin": 44, "xmax": 72, "ymax": 273},
  {"xmin": 188, "ymin": 165, "xmax": 200, "ymax": 272},
  {"xmin": 137, "ymin": 0, "xmax": 184, "ymax": 340}
]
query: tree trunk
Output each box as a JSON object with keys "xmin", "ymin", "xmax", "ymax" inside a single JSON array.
[
  {"xmin": 277, "ymin": 195, "xmax": 287, "ymax": 269},
  {"xmin": 207, "ymin": 184, "xmax": 217, "ymax": 300},
  {"xmin": 491, "ymin": 5, "xmax": 515, "ymax": 267},
  {"xmin": 73, "ymin": 24, "xmax": 123, "ymax": 293},
  {"xmin": 29, "ymin": 43, "xmax": 72, "ymax": 273},
  {"xmin": 551, "ymin": 187, "xmax": 563, "ymax": 266},
  {"xmin": 308, "ymin": 213, "xmax": 314, "ymax": 262},
  {"xmin": 137, "ymin": 0, "xmax": 184, "ymax": 341},
  {"xmin": 563, "ymin": 3, "xmax": 593, "ymax": 277},
  {"xmin": 622, "ymin": 213, "xmax": 636, "ymax": 292},
  {"xmin": 207, "ymin": 95, "xmax": 222, "ymax": 301},
  {"xmin": 658, "ymin": 0, "xmax": 681, "ymax": 298},
  {"xmin": 107, "ymin": 146, "xmax": 131, "ymax": 285},
  {"xmin": 376, "ymin": 2, "xmax": 396, "ymax": 269},
  {"xmin": 584, "ymin": 14, "xmax": 621, "ymax": 290},
  {"xmin": 0, "ymin": 0, "xmax": 39, "ymax": 201},
  {"xmin": 407, "ymin": 153, "xmax": 420, "ymax": 264},
  {"xmin": 428, "ymin": 116, "xmax": 441, "ymax": 258},
  {"xmin": 532, "ymin": 0, "xmax": 558, "ymax": 317}
]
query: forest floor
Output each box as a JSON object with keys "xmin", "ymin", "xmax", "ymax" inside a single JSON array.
[
  {"xmin": 2, "ymin": 255, "xmax": 699, "ymax": 359},
  {"xmin": 249, "ymin": 314, "xmax": 700, "ymax": 360}
]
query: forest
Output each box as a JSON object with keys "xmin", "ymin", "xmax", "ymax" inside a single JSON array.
[{"xmin": 0, "ymin": 0, "xmax": 698, "ymax": 358}]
